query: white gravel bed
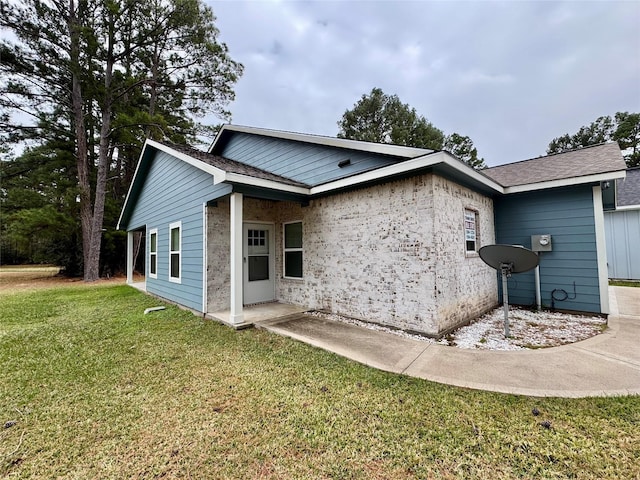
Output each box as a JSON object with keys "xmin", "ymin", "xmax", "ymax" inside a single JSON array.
[{"xmin": 307, "ymin": 307, "xmax": 607, "ymax": 351}]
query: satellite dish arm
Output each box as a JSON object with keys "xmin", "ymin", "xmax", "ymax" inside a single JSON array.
[{"xmin": 500, "ymin": 262, "xmax": 514, "ymax": 277}]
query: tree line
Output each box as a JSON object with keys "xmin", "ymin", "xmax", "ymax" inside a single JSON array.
[
  {"xmin": 1, "ymin": 5, "xmax": 637, "ymax": 278},
  {"xmin": 338, "ymin": 88, "xmax": 639, "ymax": 169},
  {"xmin": 337, "ymin": 87, "xmax": 486, "ymax": 169},
  {"xmin": 547, "ymin": 113, "xmax": 640, "ymax": 167},
  {"xmin": 0, "ymin": 0, "xmax": 242, "ymax": 277}
]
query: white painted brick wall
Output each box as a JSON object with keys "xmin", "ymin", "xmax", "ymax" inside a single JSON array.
[
  {"xmin": 431, "ymin": 175, "xmax": 498, "ymax": 333},
  {"xmin": 206, "ymin": 173, "xmax": 498, "ymax": 336},
  {"xmin": 206, "ymin": 199, "xmax": 230, "ymax": 312}
]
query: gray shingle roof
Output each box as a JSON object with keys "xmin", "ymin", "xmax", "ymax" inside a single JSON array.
[
  {"xmin": 617, "ymin": 167, "xmax": 640, "ymax": 206},
  {"xmin": 160, "ymin": 141, "xmax": 310, "ymax": 188},
  {"xmin": 481, "ymin": 143, "xmax": 626, "ymax": 188}
]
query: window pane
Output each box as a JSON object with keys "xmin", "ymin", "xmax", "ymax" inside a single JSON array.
[
  {"xmin": 171, "ymin": 227, "xmax": 180, "ymax": 251},
  {"xmin": 285, "ymin": 251, "xmax": 303, "ymax": 278},
  {"xmin": 466, "ymin": 240, "xmax": 476, "ymax": 252},
  {"xmin": 150, "ymin": 255, "xmax": 157, "ymax": 275},
  {"xmin": 248, "ymin": 256, "xmax": 269, "ymax": 281},
  {"xmin": 285, "ymin": 222, "xmax": 302, "ymax": 248},
  {"xmin": 150, "ymin": 233, "xmax": 157, "ymax": 253},
  {"xmin": 171, "ymin": 253, "xmax": 180, "ymax": 278},
  {"xmin": 248, "ymin": 229, "xmax": 268, "ymax": 255}
]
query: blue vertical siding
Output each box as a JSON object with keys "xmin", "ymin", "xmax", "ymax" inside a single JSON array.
[
  {"xmin": 605, "ymin": 209, "xmax": 640, "ymax": 280},
  {"xmin": 494, "ymin": 185, "xmax": 601, "ymax": 313},
  {"xmin": 127, "ymin": 150, "xmax": 232, "ymax": 312},
  {"xmin": 218, "ymin": 133, "xmax": 402, "ymax": 186}
]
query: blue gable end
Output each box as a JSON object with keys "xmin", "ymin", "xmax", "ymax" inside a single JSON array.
[
  {"xmin": 494, "ymin": 185, "xmax": 602, "ymax": 313},
  {"xmin": 127, "ymin": 150, "xmax": 231, "ymax": 313},
  {"xmin": 218, "ymin": 132, "xmax": 402, "ymax": 186}
]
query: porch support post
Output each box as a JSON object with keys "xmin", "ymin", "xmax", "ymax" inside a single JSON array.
[
  {"xmin": 229, "ymin": 192, "xmax": 244, "ymax": 325},
  {"xmin": 592, "ymin": 185, "xmax": 610, "ymax": 314},
  {"xmin": 126, "ymin": 231, "xmax": 134, "ymax": 284}
]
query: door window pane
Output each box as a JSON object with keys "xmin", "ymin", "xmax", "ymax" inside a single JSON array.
[
  {"xmin": 248, "ymin": 256, "xmax": 269, "ymax": 281},
  {"xmin": 248, "ymin": 229, "xmax": 269, "ymax": 255}
]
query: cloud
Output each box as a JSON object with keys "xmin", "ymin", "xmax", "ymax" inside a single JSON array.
[
  {"xmin": 210, "ymin": 0, "xmax": 640, "ymax": 166},
  {"xmin": 456, "ymin": 70, "xmax": 515, "ymax": 88}
]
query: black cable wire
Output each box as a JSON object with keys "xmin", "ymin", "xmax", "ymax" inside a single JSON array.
[{"xmin": 551, "ymin": 282, "xmax": 576, "ymax": 309}]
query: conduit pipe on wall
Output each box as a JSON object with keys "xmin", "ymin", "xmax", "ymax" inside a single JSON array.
[{"xmin": 535, "ymin": 264, "xmax": 541, "ymax": 311}]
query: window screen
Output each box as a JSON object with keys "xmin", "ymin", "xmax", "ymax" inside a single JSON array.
[{"xmin": 284, "ymin": 222, "xmax": 303, "ymax": 278}]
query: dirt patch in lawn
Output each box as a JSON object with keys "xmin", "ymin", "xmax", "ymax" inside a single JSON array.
[{"xmin": 0, "ymin": 266, "xmax": 131, "ymax": 293}]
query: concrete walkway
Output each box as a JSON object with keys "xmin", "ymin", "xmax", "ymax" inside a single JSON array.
[{"xmin": 258, "ymin": 286, "xmax": 640, "ymax": 398}]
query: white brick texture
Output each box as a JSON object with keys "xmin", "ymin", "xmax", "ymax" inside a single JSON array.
[{"xmin": 207, "ymin": 173, "xmax": 498, "ymax": 336}]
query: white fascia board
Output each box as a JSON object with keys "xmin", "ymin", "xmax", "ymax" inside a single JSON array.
[
  {"xmin": 439, "ymin": 153, "xmax": 504, "ymax": 192},
  {"xmin": 224, "ymin": 172, "xmax": 310, "ymax": 195},
  {"xmin": 117, "ymin": 139, "xmax": 227, "ymax": 230},
  {"xmin": 503, "ymin": 170, "xmax": 628, "ymax": 194},
  {"xmin": 614, "ymin": 204, "xmax": 640, "ymax": 211},
  {"xmin": 117, "ymin": 139, "xmax": 151, "ymax": 230},
  {"xmin": 310, "ymin": 151, "xmax": 503, "ymax": 195},
  {"xmin": 145, "ymin": 139, "xmax": 226, "ymax": 182},
  {"xmin": 212, "ymin": 124, "xmax": 431, "ymax": 158},
  {"xmin": 208, "ymin": 125, "xmax": 226, "ymax": 153}
]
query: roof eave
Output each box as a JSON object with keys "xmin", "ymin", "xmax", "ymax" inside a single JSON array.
[
  {"xmin": 503, "ymin": 170, "xmax": 627, "ymax": 194},
  {"xmin": 147, "ymin": 139, "xmax": 226, "ymax": 180},
  {"xmin": 225, "ymin": 173, "xmax": 310, "ymax": 195},
  {"xmin": 309, "ymin": 151, "xmax": 504, "ymax": 195},
  {"xmin": 438, "ymin": 152, "xmax": 504, "ymax": 193},
  {"xmin": 117, "ymin": 139, "xmax": 153, "ymax": 230},
  {"xmin": 117, "ymin": 139, "xmax": 229, "ymax": 231},
  {"xmin": 614, "ymin": 204, "xmax": 640, "ymax": 211}
]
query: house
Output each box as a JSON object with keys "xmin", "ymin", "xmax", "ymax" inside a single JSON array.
[
  {"xmin": 117, "ymin": 126, "xmax": 626, "ymax": 337},
  {"xmin": 482, "ymin": 143, "xmax": 626, "ymax": 312},
  {"xmin": 604, "ymin": 167, "xmax": 640, "ymax": 280}
]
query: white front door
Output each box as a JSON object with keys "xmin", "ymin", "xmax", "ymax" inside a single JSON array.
[{"xmin": 243, "ymin": 223, "xmax": 275, "ymax": 304}]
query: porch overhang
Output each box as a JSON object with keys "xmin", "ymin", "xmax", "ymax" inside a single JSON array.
[{"xmin": 230, "ymin": 183, "xmax": 310, "ymax": 205}]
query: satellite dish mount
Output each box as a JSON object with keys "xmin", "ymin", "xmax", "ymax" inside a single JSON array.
[{"xmin": 479, "ymin": 245, "xmax": 539, "ymax": 337}]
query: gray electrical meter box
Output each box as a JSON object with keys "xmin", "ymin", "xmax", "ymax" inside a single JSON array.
[{"xmin": 531, "ymin": 234, "xmax": 552, "ymax": 252}]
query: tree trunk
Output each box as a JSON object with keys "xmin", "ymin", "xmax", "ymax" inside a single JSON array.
[
  {"xmin": 84, "ymin": 114, "xmax": 110, "ymax": 281},
  {"xmin": 83, "ymin": 8, "xmax": 115, "ymax": 282},
  {"xmin": 67, "ymin": 0, "xmax": 93, "ymax": 280}
]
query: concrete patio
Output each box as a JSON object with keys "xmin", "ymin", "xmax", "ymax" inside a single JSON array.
[{"xmin": 257, "ymin": 286, "xmax": 640, "ymax": 398}]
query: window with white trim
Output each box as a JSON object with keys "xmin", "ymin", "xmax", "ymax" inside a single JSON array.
[
  {"xmin": 149, "ymin": 228, "xmax": 158, "ymax": 279},
  {"xmin": 169, "ymin": 221, "xmax": 181, "ymax": 283},
  {"xmin": 283, "ymin": 221, "xmax": 303, "ymax": 278},
  {"xmin": 464, "ymin": 209, "xmax": 479, "ymax": 253}
]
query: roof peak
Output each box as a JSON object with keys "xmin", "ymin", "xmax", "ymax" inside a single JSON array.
[
  {"xmin": 151, "ymin": 139, "xmax": 309, "ymax": 188},
  {"xmin": 212, "ymin": 123, "xmax": 434, "ymax": 159}
]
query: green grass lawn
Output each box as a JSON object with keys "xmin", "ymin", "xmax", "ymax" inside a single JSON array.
[
  {"xmin": 610, "ymin": 279, "xmax": 640, "ymax": 288},
  {"xmin": 1, "ymin": 285, "xmax": 638, "ymax": 479}
]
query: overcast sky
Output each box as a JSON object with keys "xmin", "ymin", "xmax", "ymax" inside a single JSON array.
[{"xmin": 208, "ymin": 0, "xmax": 640, "ymax": 166}]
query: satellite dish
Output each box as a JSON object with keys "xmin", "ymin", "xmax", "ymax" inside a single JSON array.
[
  {"xmin": 479, "ymin": 244, "xmax": 539, "ymax": 274},
  {"xmin": 478, "ymin": 245, "xmax": 539, "ymax": 337}
]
